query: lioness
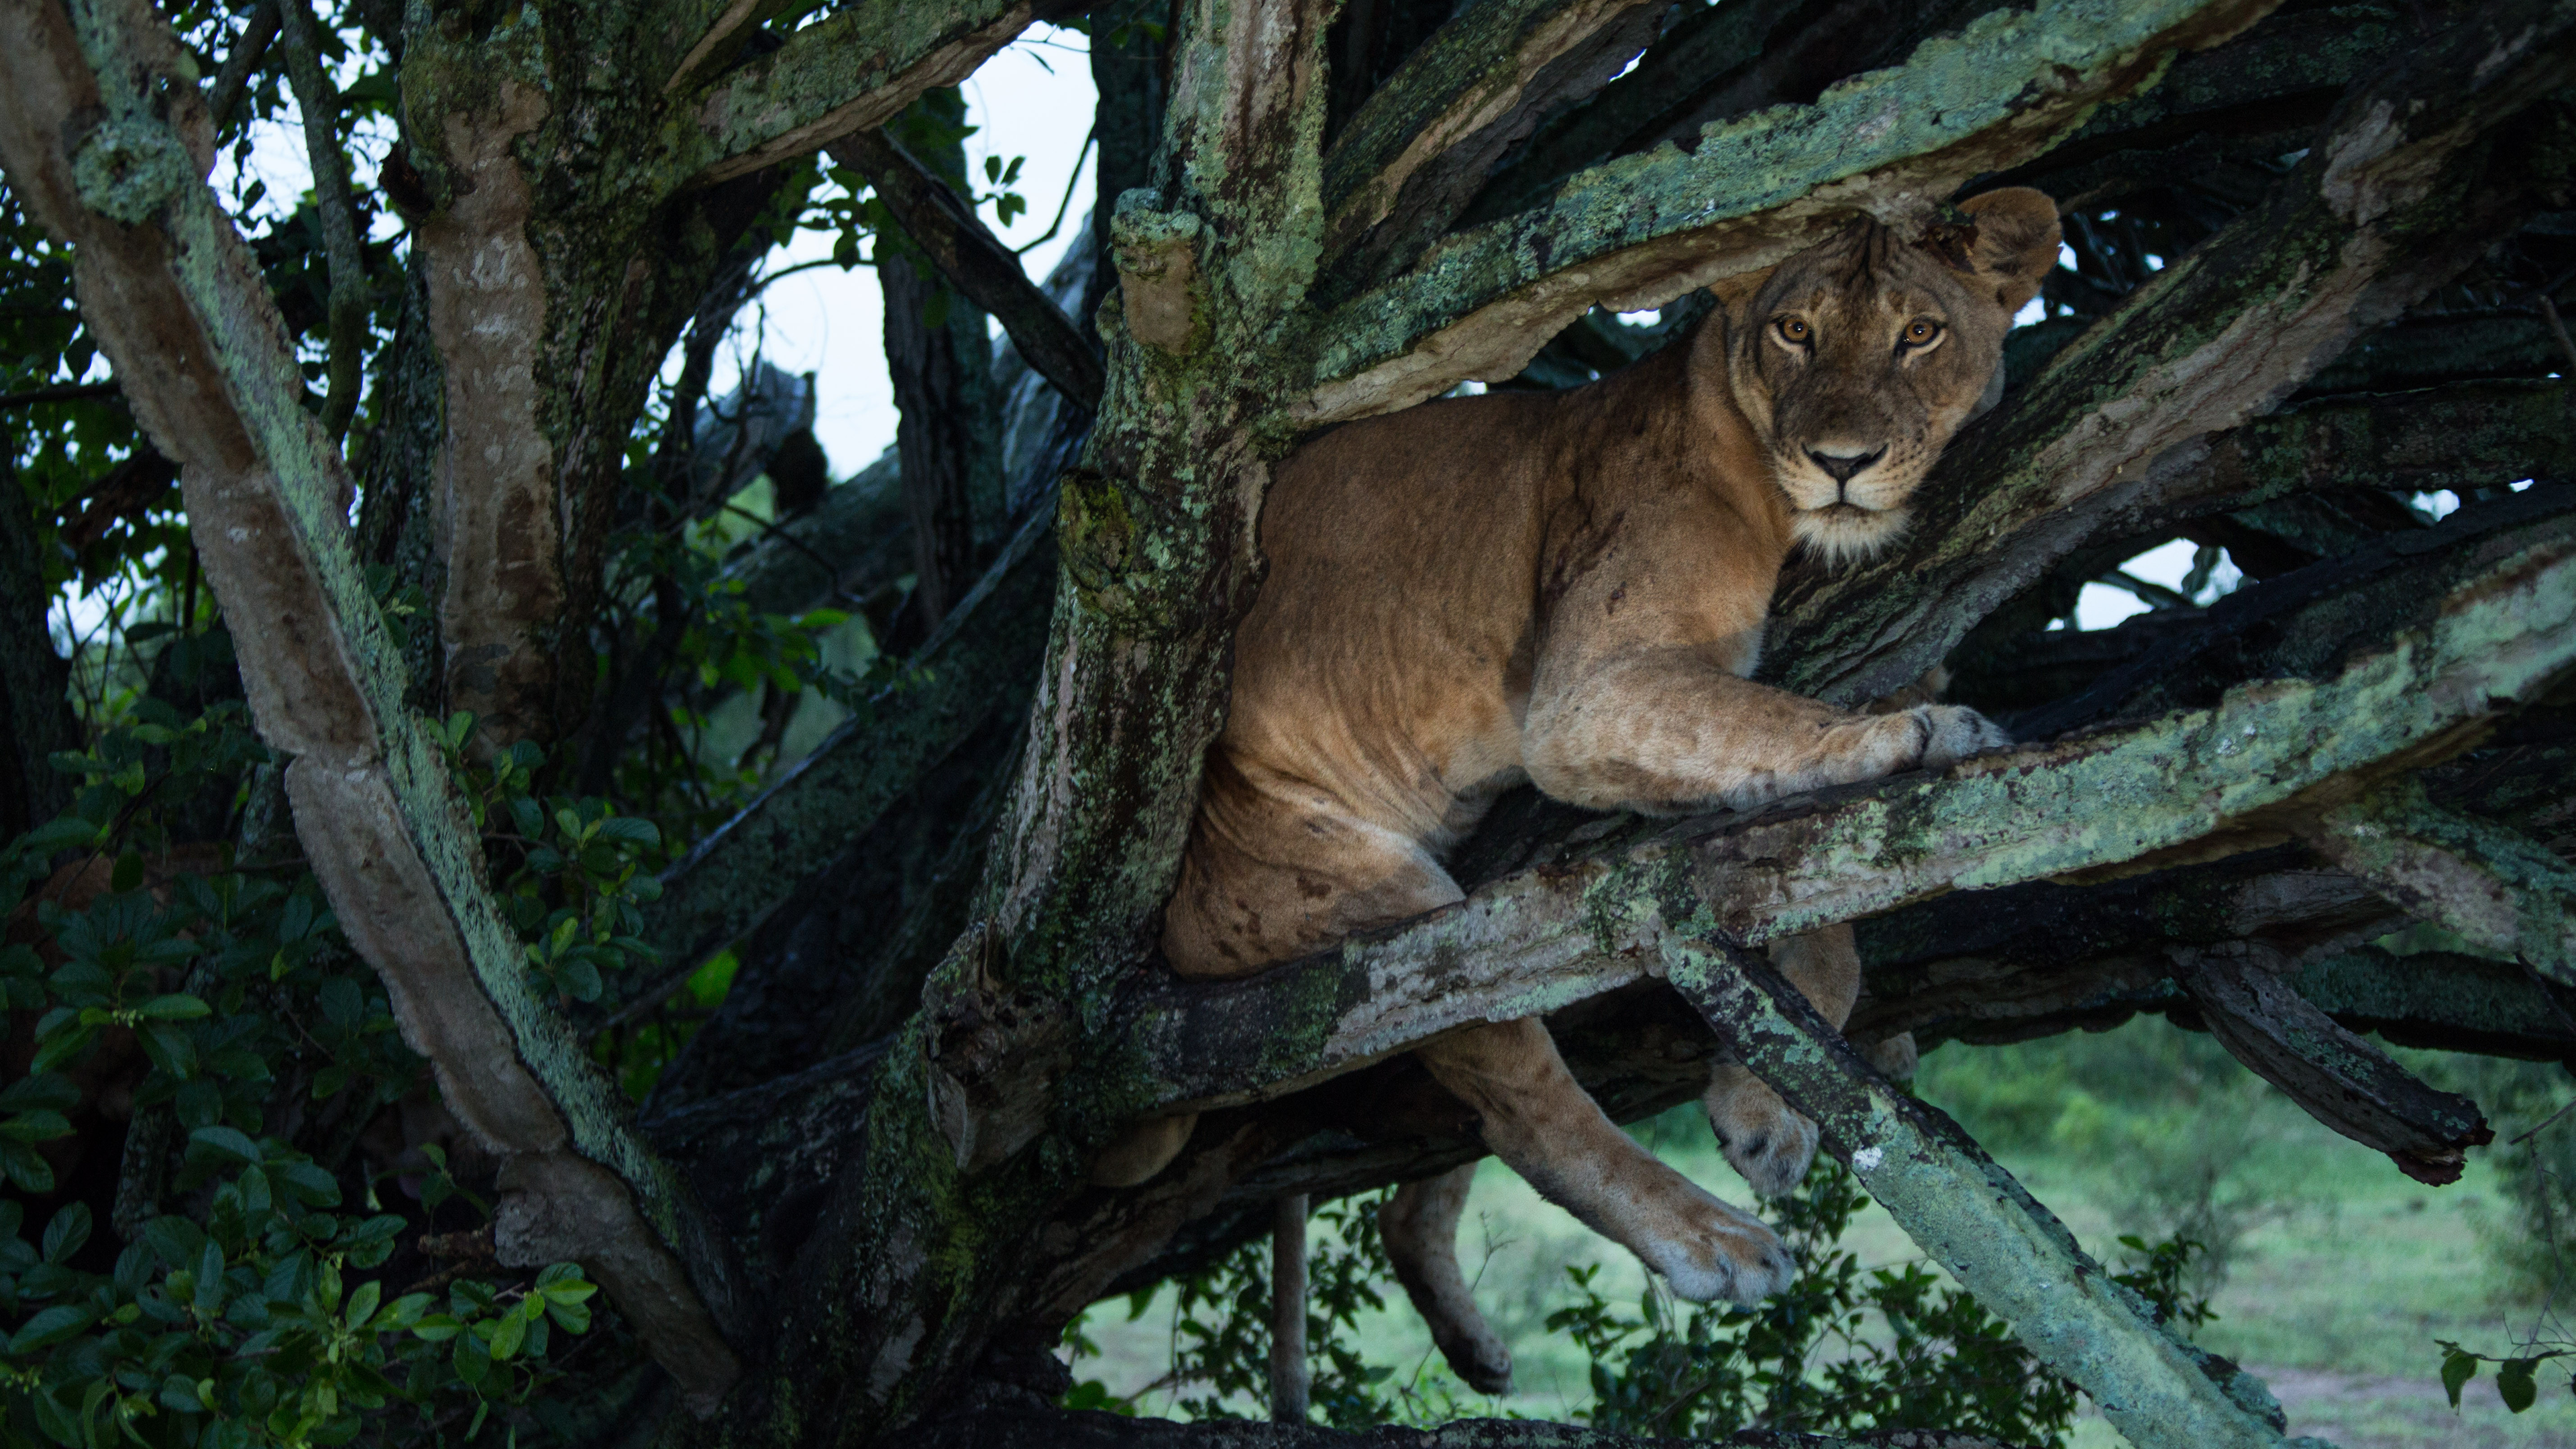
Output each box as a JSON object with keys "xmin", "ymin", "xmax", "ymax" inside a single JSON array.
[{"xmin": 1130, "ymin": 189, "xmax": 2059, "ymax": 1391}]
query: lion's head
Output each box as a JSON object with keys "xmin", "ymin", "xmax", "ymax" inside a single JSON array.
[{"xmin": 1714, "ymin": 188, "xmax": 2061, "ymax": 564}]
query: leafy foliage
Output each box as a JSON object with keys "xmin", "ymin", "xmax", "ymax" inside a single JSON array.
[
  {"xmin": 1067, "ymin": 1157, "xmax": 2210, "ymax": 1443},
  {"xmin": 0, "ymin": 692, "xmax": 618, "ymax": 1444},
  {"xmin": 1542, "ymin": 1159, "xmax": 2207, "ymax": 1446},
  {"xmin": 1065, "ymin": 1193, "xmax": 1425, "ymax": 1428}
]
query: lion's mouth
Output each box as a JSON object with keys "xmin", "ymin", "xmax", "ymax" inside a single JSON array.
[{"xmin": 1809, "ymin": 501, "xmax": 1877, "ymax": 519}]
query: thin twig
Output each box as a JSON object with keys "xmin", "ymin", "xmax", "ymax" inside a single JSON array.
[
  {"xmin": 1013, "ymin": 125, "xmax": 1095, "ymax": 257},
  {"xmin": 274, "ymin": 0, "xmax": 368, "ymax": 443},
  {"xmin": 715, "ymin": 500, "xmax": 863, "ymax": 608},
  {"xmin": 2094, "ymin": 568, "xmax": 2194, "ymax": 610},
  {"xmin": 0, "ymin": 380, "xmax": 119, "ymax": 409}
]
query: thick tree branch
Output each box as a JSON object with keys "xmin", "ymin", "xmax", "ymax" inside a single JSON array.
[
  {"xmin": 0, "ymin": 0, "xmax": 747, "ymax": 1404},
  {"xmin": 1316, "ymin": 0, "xmax": 1669, "ymax": 288},
  {"xmin": 833, "ymin": 129, "xmax": 1104, "ymax": 411},
  {"xmin": 1122, "ymin": 527, "xmax": 2576, "ymax": 1116},
  {"xmin": 1979, "ymin": 1, "xmax": 2404, "ymax": 207},
  {"xmin": 683, "ymin": 0, "xmax": 1041, "ymax": 189},
  {"xmin": 1663, "ymin": 938, "xmax": 2289, "ymax": 1449},
  {"xmin": 2171, "ymin": 942, "xmax": 2494, "ymax": 1183},
  {"xmin": 1291, "ymin": 0, "xmax": 2282, "ymax": 425},
  {"xmin": 2302, "ymin": 775, "xmax": 2576, "ymax": 985},
  {"xmin": 1765, "ymin": 3, "xmax": 2576, "ymax": 708}
]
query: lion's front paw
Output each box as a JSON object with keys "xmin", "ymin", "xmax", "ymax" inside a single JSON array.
[
  {"xmin": 1705, "ymin": 1066, "xmax": 1819, "ymax": 1199},
  {"xmin": 1909, "ymin": 703, "xmax": 2012, "ymax": 771},
  {"xmin": 1638, "ymin": 1190, "xmax": 1798, "ymax": 1305}
]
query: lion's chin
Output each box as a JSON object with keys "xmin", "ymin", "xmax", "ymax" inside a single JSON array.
[{"xmin": 1791, "ymin": 503, "xmax": 1907, "ymax": 566}]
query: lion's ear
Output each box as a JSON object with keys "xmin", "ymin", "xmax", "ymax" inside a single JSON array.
[{"xmin": 1956, "ymin": 188, "xmax": 2061, "ymax": 314}]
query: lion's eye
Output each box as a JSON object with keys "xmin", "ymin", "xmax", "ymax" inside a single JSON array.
[
  {"xmin": 1776, "ymin": 317, "xmax": 1811, "ymax": 345},
  {"xmin": 1900, "ymin": 319, "xmax": 1943, "ymax": 350}
]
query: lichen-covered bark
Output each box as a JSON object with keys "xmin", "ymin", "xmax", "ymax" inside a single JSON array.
[
  {"xmin": 1316, "ymin": 0, "xmax": 1670, "ymax": 290},
  {"xmin": 1293, "ymin": 0, "xmax": 2283, "ymax": 425},
  {"xmin": 2303, "ymin": 776, "xmax": 2576, "ymax": 985},
  {"xmin": 1766, "ymin": 0, "xmax": 2576, "ymax": 708},
  {"xmin": 1660, "ymin": 938, "xmax": 2289, "ymax": 1449},
  {"xmin": 892, "ymin": 1407, "xmax": 2034, "ymax": 1449},
  {"xmin": 0, "ymin": 0, "xmax": 749, "ymax": 1403},
  {"xmin": 682, "ymin": 0, "xmax": 1042, "ymax": 186},
  {"xmin": 1474, "ymin": 0, "xmax": 2000, "ymax": 223}
]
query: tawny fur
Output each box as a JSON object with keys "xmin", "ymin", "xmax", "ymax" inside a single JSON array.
[{"xmin": 1125, "ymin": 191, "xmax": 2060, "ymax": 1391}]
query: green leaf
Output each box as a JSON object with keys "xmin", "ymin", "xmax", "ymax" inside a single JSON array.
[
  {"xmin": 557, "ymin": 956, "xmax": 603, "ymax": 1002},
  {"xmin": 189, "ymin": 1124, "xmax": 262, "ymax": 1164},
  {"xmin": 137, "ymin": 993, "xmax": 211, "ymax": 1020},
  {"xmin": 318, "ymin": 976, "xmax": 360, "ymax": 1028},
  {"xmin": 0, "ymin": 1138, "xmax": 53, "ymax": 1193},
  {"xmin": 9, "ymin": 1303, "xmax": 91, "ymax": 1352},
  {"xmin": 0, "ymin": 1109, "xmax": 72, "ymax": 1142},
  {"xmin": 596, "ymin": 816, "xmax": 659, "ymax": 849},
  {"xmin": 40, "ymin": 1202, "xmax": 89, "ymax": 1263},
  {"xmin": 489, "ymin": 1307, "xmax": 527, "ymax": 1360},
  {"xmin": 2500, "ymin": 1357, "xmax": 2539, "ymax": 1413},
  {"xmin": 17, "ymin": 818, "xmax": 100, "ymax": 856},
  {"xmin": 0, "ymin": 1072, "xmax": 75, "ymax": 1114},
  {"xmin": 345, "ymin": 1279, "xmax": 382, "ymax": 1330},
  {"xmin": 2443, "ymin": 1346, "xmax": 2480, "ymax": 1408}
]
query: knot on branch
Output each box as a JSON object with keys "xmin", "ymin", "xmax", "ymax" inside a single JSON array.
[
  {"xmin": 926, "ymin": 922, "xmax": 1073, "ymax": 1173},
  {"xmin": 71, "ymin": 117, "xmax": 194, "ymax": 225},
  {"xmin": 1057, "ymin": 468, "xmax": 1222, "ymax": 637},
  {"xmin": 1112, "ymin": 195, "xmax": 1206, "ymax": 356}
]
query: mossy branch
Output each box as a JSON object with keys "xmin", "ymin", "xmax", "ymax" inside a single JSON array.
[
  {"xmin": 1289, "ymin": 0, "xmax": 2284, "ymax": 426},
  {"xmin": 682, "ymin": 0, "xmax": 1040, "ymax": 187}
]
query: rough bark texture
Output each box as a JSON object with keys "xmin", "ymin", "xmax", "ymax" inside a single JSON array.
[{"xmin": 1294, "ymin": 0, "xmax": 2284, "ymax": 425}]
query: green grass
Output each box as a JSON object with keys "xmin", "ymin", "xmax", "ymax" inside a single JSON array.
[{"xmin": 1073, "ymin": 1016, "xmax": 2576, "ymax": 1446}]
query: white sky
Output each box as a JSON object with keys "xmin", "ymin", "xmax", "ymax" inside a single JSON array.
[{"xmin": 714, "ymin": 26, "xmax": 1099, "ymax": 476}]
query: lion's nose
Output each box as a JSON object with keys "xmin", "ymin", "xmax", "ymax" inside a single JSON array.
[{"xmin": 1807, "ymin": 447, "xmax": 1884, "ymax": 484}]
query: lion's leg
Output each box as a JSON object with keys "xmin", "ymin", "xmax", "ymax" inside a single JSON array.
[
  {"xmin": 1381, "ymin": 1164, "xmax": 1513, "ymax": 1394},
  {"xmin": 1703, "ymin": 922, "xmax": 1860, "ymax": 1197},
  {"xmin": 1419, "ymin": 1017, "xmax": 1794, "ymax": 1305},
  {"xmin": 1099, "ymin": 762, "xmax": 1460, "ymax": 1188}
]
